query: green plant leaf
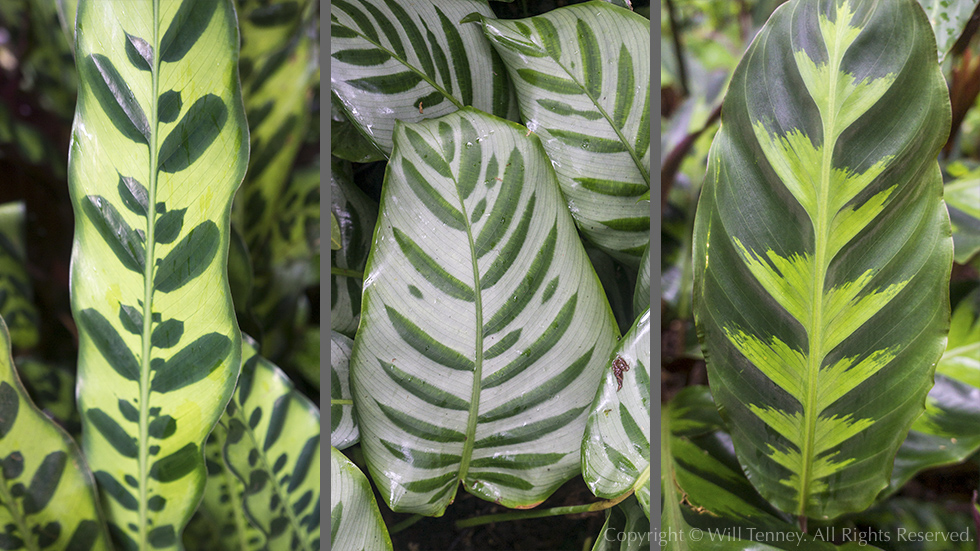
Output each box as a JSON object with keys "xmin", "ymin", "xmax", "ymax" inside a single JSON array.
[
  {"xmin": 916, "ymin": 0, "xmax": 980, "ymax": 62},
  {"xmin": 585, "ymin": 243, "xmax": 637, "ymax": 335},
  {"xmin": 330, "ymin": 0, "xmax": 518, "ymax": 155},
  {"xmin": 14, "ymin": 357, "xmax": 80, "ymax": 436},
  {"xmin": 330, "ymin": 156, "xmax": 376, "ymax": 338},
  {"xmin": 331, "ymin": 99, "xmax": 385, "ymax": 163},
  {"xmin": 839, "ymin": 498, "xmax": 976, "ymax": 551},
  {"xmin": 662, "ymin": 387, "xmax": 869, "ymax": 551},
  {"xmin": 945, "ymin": 178, "xmax": 980, "ymax": 264},
  {"xmin": 191, "ymin": 423, "xmax": 264, "ymax": 551},
  {"xmin": 330, "ymin": 447, "xmax": 393, "ymax": 551},
  {"xmin": 238, "ymin": 0, "xmax": 312, "ymax": 70},
  {"xmin": 692, "ymin": 0, "xmax": 953, "ymax": 521},
  {"xmin": 0, "ymin": 315, "xmax": 113, "ymax": 551},
  {"xmin": 69, "ymin": 0, "xmax": 248, "ymax": 547},
  {"xmin": 331, "ymin": 331, "xmax": 358, "ymax": 450},
  {"xmin": 468, "ymin": 1, "xmax": 650, "ymax": 266},
  {"xmin": 0, "ymin": 202, "xmax": 40, "ymax": 350},
  {"xmin": 223, "ymin": 337, "xmax": 320, "ymax": 551},
  {"xmin": 350, "ymin": 107, "xmax": 619, "ymax": 515},
  {"xmin": 889, "ymin": 287, "xmax": 980, "ymax": 493},
  {"xmin": 583, "ymin": 309, "xmax": 650, "ymax": 517},
  {"xmin": 286, "ymin": 325, "xmax": 321, "ymax": 391},
  {"xmin": 590, "ymin": 496, "xmax": 648, "ymax": 551},
  {"xmin": 633, "ymin": 243, "xmax": 650, "ymax": 319}
]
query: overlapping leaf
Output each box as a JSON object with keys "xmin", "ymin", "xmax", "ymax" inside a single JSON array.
[
  {"xmin": 331, "ymin": 0, "xmax": 518, "ymax": 155},
  {"xmin": 0, "ymin": 316, "xmax": 112, "ymax": 551},
  {"xmin": 662, "ymin": 387, "xmax": 872, "ymax": 551},
  {"xmin": 693, "ymin": 0, "xmax": 953, "ymax": 520},
  {"xmin": 889, "ymin": 287, "xmax": 980, "ymax": 492},
  {"xmin": 945, "ymin": 177, "xmax": 980, "ymax": 264},
  {"xmin": 917, "ymin": 0, "xmax": 980, "ymax": 61},
  {"xmin": 69, "ymin": 0, "xmax": 248, "ymax": 547},
  {"xmin": 222, "ymin": 338, "xmax": 320, "ymax": 551},
  {"xmin": 330, "ymin": 447, "xmax": 392, "ymax": 551},
  {"xmin": 15, "ymin": 357, "xmax": 80, "ymax": 436},
  {"xmin": 467, "ymin": 1, "xmax": 651, "ymax": 266},
  {"xmin": 633, "ymin": 244, "xmax": 650, "ymax": 319},
  {"xmin": 0, "ymin": 202, "xmax": 39, "ymax": 350},
  {"xmin": 590, "ymin": 496, "xmax": 648, "ymax": 551},
  {"xmin": 583, "ymin": 309, "xmax": 650, "ymax": 517},
  {"xmin": 330, "ymin": 331, "xmax": 358, "ymax": 450},
  {"xmin": 330, "ymin": 156, "xmax": 376, "ymax": 338},
  {"xmin": 350, "ymin": 108, "xmax": 618, "ymax": 515},
  {"xmin": 238, "ymin": 0, "xmax": 313, "ymax": 72}
]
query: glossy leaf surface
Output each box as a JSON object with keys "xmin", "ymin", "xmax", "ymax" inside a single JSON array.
[
  {"xmin": 331, "ymin": 0, "xmax": 518, "ymax": 155},
  {"xmin": 468, "ymin": 1, "xmax": 651, "ymax": 265},
  {"xmin": 917, "ymin": 0, "xmax": 980, "ymax": 61},
  {"xmin": 693, "ymin": 0, "xmax": 953, "ymax": 520},
  {"xmin": 350, "ymin": 108, "xmax": 618, "ymax": 515},
  {"xmin": 223, "ymin": 338, "xmax": 320, "ymax": 551},
  {"xmin": 330, "ymin": 156, "xmax": 376, "ymax": 338},
  {"xmin": 330, "ymin": 330, "xmax": 358, "ymax": 450},
  {"xmin": 582, "ymin": 309, "xmax": 650, "ymax": 517},
  {"xmin": 194, "ymin": 423, "xmax": 263, "ymax": 551},
  {"xmin": 945, "ymin": 177, "xmax": 980, "ymax": 264},
  {"xmin": 590, "ymin": 496, "xmax": 648, "ymax": 551},
  {"xmin": 330, "ymin": 447, "xmax": 392, "ymax": 551},
  {"xmin": 69, "ymin": 0, "xmax": 248, "ymax": 547},
  {"xmin": 0, "ymin": 202, "xmax": 39, "ymax": 350},
  {"xmin": 0, "ymin": 316, "xmax": 112, "ymax": 551}
]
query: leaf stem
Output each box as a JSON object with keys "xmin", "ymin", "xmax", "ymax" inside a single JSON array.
[
  {"xmin": 331, "ymin": 266, "xmax": 363, "ymax": 279},
  {"xmin": 454, "ymin": 492, "xmax": 631, "ymax": 529},
  {"xmin": 664, "ymin": 0, "xmax": 689, "ymax": 96}
]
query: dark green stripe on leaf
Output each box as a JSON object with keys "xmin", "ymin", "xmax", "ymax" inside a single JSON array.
[
  {"xmin": 475, "ymin": 148, "xmax": 525, "ymax": 257},
  {"xmin": 263, "ymin": 395, "xmax": 289, "ymax": 452},
  {"xmin": 481, "ymin": 194, "xmax": 536, "ymax": 289},
  {"xmin": 125, "ymin": 33, "xmax": 152, "ymax": 71},
  {"xmin": 153, "ymin": 208, "xmax": 186, "ymax": 245},
  {"xmin": 361, "ymin": 2, "xmax": 405, "ymax": 58},
  {"xmin": 531, "ymin": 17, "xmax": 562, "ymax": 59},
  {"xmin": 382, "ymin": 0, "xmax": 435, "ymax": 77},
  {"xmin": 83, "ymin": 54, "xmax": 149, "ymax": 145},
  {"xmin": 536, "ymin": 99, "xmax": 602, "ymax": 120},
  {"xmin": 405, "ymin": 127, "xmax": 452, "ymax": 178},
  {"xmin": 81, "ymin": 195, "xmax": 145, "ymax": 273},
  {"xmin": 77, "ymin": 309, "xmax": 139, "ymax": 381},
  {"xmin": 485, "ymin": 329, "xmax": 521, "ymax": 360},
  {"xmin": 577, "ymin": 19, "xmax": 602, "ymax": 98},
  {"xmin": 158, "ymin": 90, "xmax": 182, "ymax": 124},
  {"xmin": 599, "ymin": 217, "xmax": 650, "ymax": 232},
  {"xmin": 402, "ymin": 471, "xmax": 456, "ymax": 493},
  {"xmin": 457, "ymin": 119, "xmax": 481, "ymax": 199},
  {"xmin": 475, "ymin": 408, "xmax": 584, "ymax": 448},
  {"xmin": 517, "ymin": 69, "xmax": 580, "ymax": 95},
  {"xmin": 379, "ymin": 359, "xmax": 469, "ymax": 410},
  {"xmin": 150, "ymin": 332, "xmax": 231, "ymax": 392},
  {"xmin": 575, "ymin": 177, "xmax": 647, "ymax": 197},
  {"xmin": 118, "ymin": 175, "xmax": 149, "ymax": 217},
  {"xmin": 469, "ymin": 452, "xmax": 565, "ymax": 470},
  {"xmin": 94, "ymin": 471, "xmax": 138, "ymax": 511},
  {"xmin": 385, "ymin": 306, "xmax": 474, "ymax": 371},
  {"xmin": 480, "ymin": 346, "xmax": 591, "ymax": 420},
  {"xmin": 484, "ymin": 293, "xmax": 577, "ymax": 388},
  {"xmin": 87, "ymin": 409, "xmax": 137, "ymax": 458},
  {"xmin": 334, "ymin": 0, "xmax": 379, "ymax": 43},
  {"xmin": 376, "ymin": 400, "xmax": 465, "ymax": 442},
  {"xmin": 288, "ymin": 436, "xmax": 318, "ymax": 492},
  {"xmin": 159, "ymin": 0, "xmax": 217, "ymax": 63},
  {"xmin": 613, "ymin": 45, "xmax": 634, "ymax": 129},
  {"xmin": 393, "ymin": 228, "xmax": 474, "ymax": 301},
  {"xmin": 619, "ymin": 403, "xmax": 647, "ymax": 456},
  {"xmin": 380, "ymin": 439, "xmax": 461, "ymax": 469},
  {"xmin": 348, "ymin": 71, "xmax": 423, "ymax": 94},
  {"xmin": 548, "ymin": 129, "xmax": 627, "ymax": 153},
  {"xmin": 603, "ymin": 444, "xmax": 638, "ymax": 477},
  {"xmin": 400, "ymin": 158, "xmax": 466, "ymax": 231},
  {"xmin": 149, "ymin": 443, "xmax": 198, "ymax": 482},
  {"xmin": 118, "ymin": 400, "xmax": 138, "ymax": 423},
  {"xmin": 483, "ymin": 224, "xmax": 558, "ymax": 337},
  {"xmin": 331, "ymin": 48, "xmax": 391, "ymax": 66},
  {"xmin": 469, "ymin": 471, "xmax": 533, "ymax": 490},
  {"xmin": 158, "ymin": 94, "xmax": 228, "ymax": 173},
  {"xmin": 22, "ymin": 451, "xmax": 66, "ymax": 513},
  {"xmin": 436, "ymin": 5, "xmax": 472, "ymax": 106},
  {"xmin": 154, "ymin": 221, "xmax": 219, "ymax": 293},
  {"xmin": 421, "ymin": 20, "xmax": 453, "ymax": 96}
]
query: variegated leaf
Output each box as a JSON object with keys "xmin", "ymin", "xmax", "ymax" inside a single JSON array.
[
  {"xmin": 69, "ymin": 0, "xmax": 248, "ymax": 547},
  {"xmin": 0, "ymin": 202, "xmax": 39, "ymax": 350},
  {"xmin": 0, "ymin": 316, "xmax": 113, "ymax": 551},
  {"xmin": 223, "ymin": 337, "xmax": 319, "ymax": 551},
  {"xmin": 466, "ymin": 1, "xmax": 650, "ymax": 266},
  {"xmin": 633, "ymin": 243, "xmax": 649, "ymax": 319},
  {"xmin": 350, "ymin": 108, "xmax": 618, "ymax": 515},
  {"xmin": 330, "ymin": 156, "xmax": 376, "ymax": 338},
  {"xmin": 330, "ymin": 0, "xmax": 519, "ymax": 155},
  {"xmin": 945, "ymin": 177, "xmax": 980, "ymax": 264},
  {"xmin": 917, "ymin": 0, "xmax": 980, "ymax": 61},
  {"xmin": 590, "ymin": 496, "xmax": 647, "ymax": 551},
  {"xmin": 14, "ymin": 358, "xmax": 80, "ymax": 436},
  {"xmin": 330, "ymin": 447, "xmax": 392, "ymax": 551},
  {"xmin": 583, "ymin": 309, "xmax": 650, "ymax": 517},
  {"xmin": 330, "ymin": 331, "xmax": 357, "ymax": 450},
  {"xmin": 693, "ymin": 0, "xmax": 953, "ymax": 520}
]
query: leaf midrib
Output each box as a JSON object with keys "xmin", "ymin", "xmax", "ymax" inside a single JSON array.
[
  {"xmin": 798, "ymin": 16, "xmax": 847, "ymax": 519},
  {"xmin": 0, "ymin": 472, "xmax": 40, "ymax": 551},
  {"xmin": 138, "ymin": 2, "xmax": 162, "ymax": 547}
]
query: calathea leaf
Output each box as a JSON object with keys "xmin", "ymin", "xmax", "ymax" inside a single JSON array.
[
  {"xmin": 0, "ymin": 316, "xmax": 113, "ymax": 551},
  {"xmin": 590, "ymin": 496, "xmax": 648, "ymax": 551},
  {"xmin": 0, "ymin": 202, "xmax": 40, "ymax": 350},
  {"xmin": 693, "ymin": 0, "xmax": 953, "ymax": 520},
  {"xmin": 662, "ymin": 387, "xmax": 870, "ymax": 551},
  {"xmin": 889, "ymin": 287, "xmax": 980, "ymax": 493},
  {"xmin": 633, "ymin": 243, "xmax": 650, "ymax": 320},
  {"xmin": 330, "ymin": 330, "xmax": 358, "ymax": 450},
  {"xmin": 330, "ymin": 0, "xmax": 519, "ymax": 155},
  {"xmin": 222, "ymin": 337, "xmax": 320, "ymax": 551},
  {"xmin": 944, "ymin": 176, "xmax": 980, "ymax": 264},
  {"xmin": 350, "ymin": 108, "xmax": 618, "ymax": 515},
  {"xmin": 330, "ymin": 447, "xmax": 392, "ymax": 551},
  {"xmin": 582, "ymin": 309, "xmax": 650, "ymax": 518},
  {"xmin": 916, "ymin": 0, "xmax": 980, "ymax": 62},
  {"xmin": 14, "ymin": 357, "xmax": 81, "ymax": 437},
  {"xmin": 330, "ymin": 156, "xmax": 376, "ymax": 338},
  {"xmin": 466, "ymin": 1, "xmax": 651, "ymax": 266},
  {"xmin": 68, "ymin": 0, "xmax": 248, "ymax": 548}
]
